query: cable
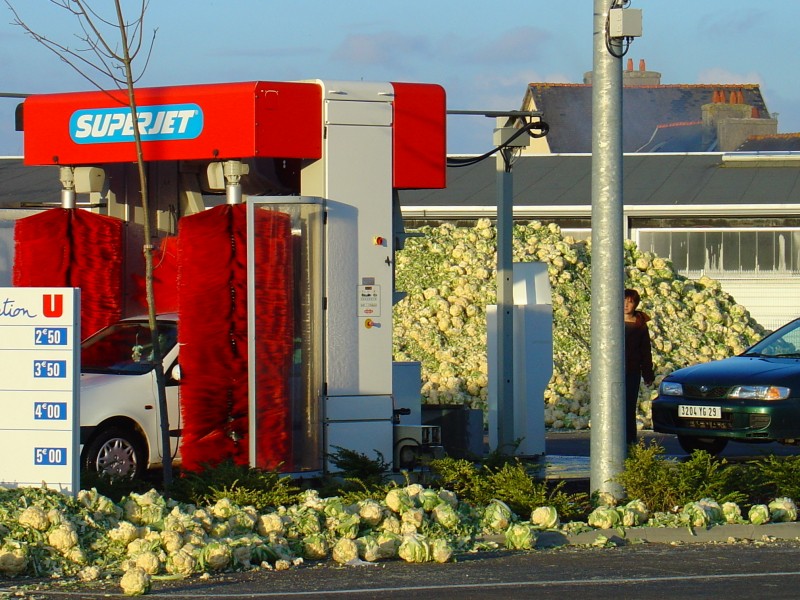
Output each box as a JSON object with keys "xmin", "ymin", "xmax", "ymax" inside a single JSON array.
[
  {"xmin": 447, "ymin": 119, "xmax": 550, "ymax": 169},
  {"xmin": 528, "ymin": 120, "xmax": 550, "ymax": 139}
]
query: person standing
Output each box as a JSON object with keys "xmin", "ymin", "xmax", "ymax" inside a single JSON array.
[{"xmin": 624, "ymin": 288, "xmax": 655, "ymax": 448}]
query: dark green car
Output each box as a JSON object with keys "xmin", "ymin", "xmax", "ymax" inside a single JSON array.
[{"xmin": 652, "ymin": 317, "xmax": 800, "ymax": 455}]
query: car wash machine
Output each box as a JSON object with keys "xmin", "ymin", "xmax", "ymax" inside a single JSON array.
[{"xmin": 17, "ymin": 79, "xmax": 447, "ymax": 475}]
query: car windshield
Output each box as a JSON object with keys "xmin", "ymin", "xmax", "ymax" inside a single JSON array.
[
  {"xmin": 743, "ymin": 319, "xmax": 800, "ymax": 358},
  {"xmin": 81, "ymin": 321, "xmax": 178, "ymax": 374}
]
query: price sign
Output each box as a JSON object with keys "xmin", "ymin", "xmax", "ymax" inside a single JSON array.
[
  {"xmin": 0, "ymin": 288, "xmax": 80, "ymax": 496},
  {"xmin": 35, "ymin": 447, "xmax": 68, "ymax": 466},
  {"xmin": 33, "ymin": 360, "xmax": 67, "ymax": 378},
  {"xmin": 34, "ymin": 327, "xmax": 67, "ymax": 346},
  {"xmin": 34, "ymin": 402, "xmax": 67, "ymax": 421}
]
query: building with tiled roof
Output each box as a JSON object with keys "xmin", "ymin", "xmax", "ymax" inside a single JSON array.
[
  {"xmin": 399, "ymin": 61, "xmax": 800, "ymax": 329},
  {"xmin": 522, "ymin": 59, "xmax": 778, "ymax": 154}
]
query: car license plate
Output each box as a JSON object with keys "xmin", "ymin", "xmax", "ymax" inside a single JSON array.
[{"xmin": 678, "ymin": 404, "xmax": 721, "ymax": 419}]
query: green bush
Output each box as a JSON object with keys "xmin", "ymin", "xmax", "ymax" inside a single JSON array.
[
  {"xmin": 430, "ymin": 456, "xmax": 588, "ymax": 520},
  {"xmin": 615, "ymin": 440, "xmax": 745, "ymax": 512},
  {"xmin": 429, "ymin": 456, "xmax": 495, "ymax": 503},
  {"xmin": 167, "ymin": 460, "xmax": 301, "ymax": 511},
  {"xmin": 105, "ymin": 442, "xmax": 800, "ymax": 520},
  {"xmin": 315, "ymin": 446, "xmax": 393, "ymax": 502},
  {"xmin": 742, "ymin": 454, "xmax": 800, "ymax": 504}
]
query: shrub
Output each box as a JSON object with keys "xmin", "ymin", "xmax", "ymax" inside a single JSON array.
[
  {"xmin": 430, "ymin": 456, "xmax": 588, "ymax": 520},
  {"xmin": 167, "ymin": 460, "xmax": 300, "ymax": 511},
  {"xmin": 615, "ymin": 440, "xmax": 745, "ymax": 512},
  {"xmin": 315, "ymin": 447, "xmax": 393, "ymax": 502},
  {"xmin": 742, "ymin": 455, "xmax": 800, "ymax": 504}
]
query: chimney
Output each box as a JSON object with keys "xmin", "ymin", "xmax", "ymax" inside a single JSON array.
[
  {"xmin": 589, "ymin": 58, "xmax": 662, "ymax": 86},
  {"xmin": 622, "ymin": 58, "xmax": 662, "ymax": 86},
  {"xmin": 703, "ymin": 87, "xmax": 777, "ymax": 151}
]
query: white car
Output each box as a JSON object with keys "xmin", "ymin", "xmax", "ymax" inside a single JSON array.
[{"xmin": 79, "ymin": 315, "xmax": 181, "ymax": 478}]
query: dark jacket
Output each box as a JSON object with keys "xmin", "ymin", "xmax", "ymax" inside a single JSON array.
[{"xmin": 625, "ymin": 310, "xmax": 655, "ymax": 385}]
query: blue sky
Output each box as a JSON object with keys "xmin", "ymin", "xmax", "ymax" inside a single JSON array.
[{"xmin": 1, "ymin": 0, "xmax": 798, "ymax": 156}]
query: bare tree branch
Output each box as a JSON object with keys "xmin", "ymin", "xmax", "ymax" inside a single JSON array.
[
  {"xmin": 6, "ymin": 0, "xmax": 172, "ymax": 488},
  {"xmin": 5, "ymin": 0, "xmax": 157, "ymax": 93},
  {"xmin": 6, "ymin": 3, "xmax": 115, "ymax": 86}
]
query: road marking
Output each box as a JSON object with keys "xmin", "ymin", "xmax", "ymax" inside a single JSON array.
[
  {"xmin": 238, "ymin": 571, "xmax": 800, "ymax": 596},
  {"xmin": 12, "ymin": 570, "xmax": 800, "ymax": 597}
]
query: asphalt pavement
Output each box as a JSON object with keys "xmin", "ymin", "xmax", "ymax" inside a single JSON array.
[{"xmin": 9, "ymin": 533, "xmax": 800, "ymax": 599}]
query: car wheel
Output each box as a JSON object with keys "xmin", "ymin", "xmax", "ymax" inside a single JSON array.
[
  {"xmin": 677, "ymin": 435, "xmax": 728, "ymax": 456},
  {"xmin": 82, "ymin": 427, "xmax": 147, "ymax": 479}
]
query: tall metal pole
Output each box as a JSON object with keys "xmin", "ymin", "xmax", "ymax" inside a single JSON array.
[
  {"xmin": 590, "ymin": 0, "xmax": 625, "ymax": 499},
  {"xmin": 496, "ymin": 139, "xmax": 515, "ymax": 452},
  {"xmin": 447, "ymin": 109, "xmax": 542, "ymax": 455}
]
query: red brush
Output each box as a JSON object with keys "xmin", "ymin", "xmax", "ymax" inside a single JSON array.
[
  {"xmin": 177, "ymin": 205, "xmax": 244, "ymax": 471},
  {"xmin": 177, "ymin": 204, "xmax": 295, "ymax": 472},
  {"xmin": 13, "ymin": 208, "xmax": 70, "ymax": 287},
  {"xmin": 14, "ymin": 208, "xmax": 123, "ymax": 340},
  {"xmin": 252, "ymin": 209, "xmax": 294, "ymax": 471},
  {"xmin": 229, "ymin": 205, "xmax": 250, "ymax": 466},
  {"xmin": 70, "ymin": 209, "xmax": 123, "ymax": 338}
]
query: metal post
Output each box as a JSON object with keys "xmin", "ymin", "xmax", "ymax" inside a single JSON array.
[
  {"xmin": 446, "ymin": 109, "xmax": 543, "ymax": 456},
  {"xmin": 496, "ymin": 137, "xmax": 515, "ymax": 453},
  {"xmin": 590, "ymin": 0, "xmax": 625, "ymax": 499},
  {"xmin": 224, "ymin": 160, "xmax": 248, "ymax": 205},
  {"xmin": 59, "ymin": 166, "xmax": 76, "ymax": 209}
]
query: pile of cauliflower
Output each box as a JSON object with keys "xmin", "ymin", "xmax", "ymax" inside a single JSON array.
[
  {"xmin": 587, "ymin": 496, "xmax": 798, "ymax": 531},
  {"xmin": 0, "ymin": 483, "xmax": 555, "ymax": 594},
  {"xmin": 394, "ymin": 219, "xmax": 767, "ymax": 430},
  {"xmin": 2, "ymin": 485, "xmax": 798, "ymax": 595}
]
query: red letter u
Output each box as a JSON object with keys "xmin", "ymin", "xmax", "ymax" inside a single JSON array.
[{"xmin": 43, "ymin": 294, "xmax": 63, "ymax": 318}]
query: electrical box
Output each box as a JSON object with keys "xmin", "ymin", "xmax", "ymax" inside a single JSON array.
[
  {"xmin": 609, "ymin": 8, "xmax": 642, "ymax": 38},
  {"xmin": 493, "ymin": 125, "xmax": 530, "ymax": 148}
]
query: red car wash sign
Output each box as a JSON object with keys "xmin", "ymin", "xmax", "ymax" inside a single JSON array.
[
  {"xmin": 0, "ymin": 288, "xmax": 80, "ymax": 496},
  {"xmin": 20, "ymin": 80, "xmax": 446, "ymax": 190},
  {"xmin": 22, "ymin": 81, "xmax": 324, "ymax": 165}
]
